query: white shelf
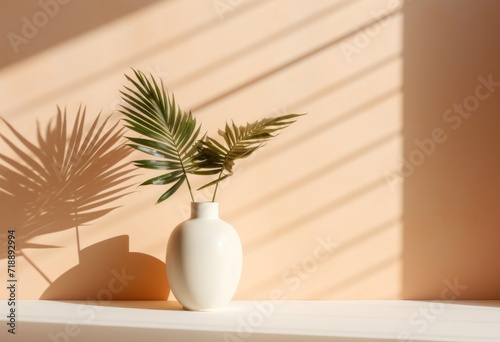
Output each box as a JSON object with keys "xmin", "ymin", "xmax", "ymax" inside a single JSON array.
[{"xmin": 1, "ymin": 300, "xmax": 500, "ymax": 341}]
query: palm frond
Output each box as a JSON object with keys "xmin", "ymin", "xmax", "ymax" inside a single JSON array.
[
  {"xmin": 119, "ymin": 69, "xmax": 201, "ymax": 203},
  {"xmin": 195, "ymin": 114, "xmax": 304, "ymax": 196}
]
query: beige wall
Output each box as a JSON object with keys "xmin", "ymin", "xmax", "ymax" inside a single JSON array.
[
  {"xmin": 402, "ymin": 0, "xmax": 500, "ymax": 299},
  {"xmin": 0, "ymin": 0, "xmax": 497, "ymax": 301}
]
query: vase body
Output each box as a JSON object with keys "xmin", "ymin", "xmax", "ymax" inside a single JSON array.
[{"xmin": 166, "ymin": 202, "xmax": 242, "ymax": 311}]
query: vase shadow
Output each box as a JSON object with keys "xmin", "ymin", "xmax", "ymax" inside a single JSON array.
[{"xmin": 40, "ymin": 235, "xmax": 169, "ymax": 300}]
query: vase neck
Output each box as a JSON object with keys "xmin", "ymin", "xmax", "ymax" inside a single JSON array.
[{"xmin": 191, "ymin": 202, "xmax": 219, "ymax": 219}]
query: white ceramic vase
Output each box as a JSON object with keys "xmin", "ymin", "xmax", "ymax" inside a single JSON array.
[{"xmin": 166, "ymin": 202, "xmax": 242, "ymax": 311}]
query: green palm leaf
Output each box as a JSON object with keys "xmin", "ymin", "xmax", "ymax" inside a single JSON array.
[
  {"xmin": 120, "ymin": 69, "xmax": 201, "ymax": 203},
  {"xmin": 195, "ymin": 114, "xmax": 304, "ymax": 200}
]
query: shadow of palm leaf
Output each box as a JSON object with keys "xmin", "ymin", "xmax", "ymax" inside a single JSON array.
[{"xmin": 0, "ymin": 107, "xmax": 136, "ymax": 265}]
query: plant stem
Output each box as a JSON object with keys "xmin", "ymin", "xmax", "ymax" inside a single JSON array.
[
  {"xmin": 211, "ymin": 183, "xmax": 219, "ymax": 202},
  {"xmin": 175, "ymin": 145, "xmax": 195, "ymax": 202},
  {"xmin": 211, "ymin": 170, "xmax": 224, "ymax": 202},
  {"xmin": 186, "ymin": 176, "xmax": 195, "ymax": 202}
]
